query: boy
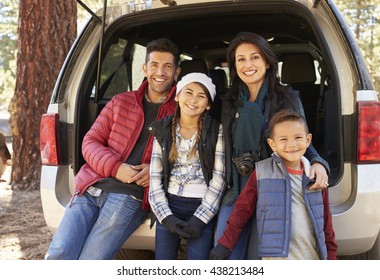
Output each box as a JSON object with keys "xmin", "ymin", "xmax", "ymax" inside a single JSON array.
[{"xmin": 210, "ymin": 109, "xmax": 337, "ymax": 260}]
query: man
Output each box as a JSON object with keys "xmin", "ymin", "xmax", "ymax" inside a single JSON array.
[{"xmin": 45, "ymin": 38, "xmax": 181, "ymax": 260}]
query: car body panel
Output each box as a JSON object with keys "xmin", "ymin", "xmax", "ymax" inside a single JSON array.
[{"xmin": 40, "ymin": 0, "xmax": 380, "ymax": 256}]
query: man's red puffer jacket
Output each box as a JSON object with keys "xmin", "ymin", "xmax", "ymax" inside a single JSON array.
[{"xmin": 74, "ymin": 80, "xmax": 177, "ymax": 210}]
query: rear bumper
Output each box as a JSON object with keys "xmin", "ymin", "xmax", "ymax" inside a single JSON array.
[
  {"xmin": 333, "ymin": 192, "xmax": 380, "ymax": 255},
  {"xmin": 332, "ymin": 165, "xmax": 380, "ymax": 255}
]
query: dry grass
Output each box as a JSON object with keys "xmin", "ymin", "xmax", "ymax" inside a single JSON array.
[{"xmin": 0, "ymin": 166, "xmax": 52, "ymax": 260}]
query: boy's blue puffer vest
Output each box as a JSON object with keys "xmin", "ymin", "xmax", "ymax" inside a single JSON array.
[{"xmin": 255, "ymin": 154, "xmax": 327, "ymax": 259}]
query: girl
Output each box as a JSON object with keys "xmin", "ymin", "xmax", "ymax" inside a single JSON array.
[{"xmin": 148, "ymin": 72, "xmax": 225, "ymax": 260}]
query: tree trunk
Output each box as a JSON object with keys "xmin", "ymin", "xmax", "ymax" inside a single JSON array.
[{"xmin": 9, "ymin": 0, "xmax": 77, "ymax": 190}]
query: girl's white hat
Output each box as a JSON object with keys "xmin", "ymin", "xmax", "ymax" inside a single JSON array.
[{"xmin": 176, "ymin": 72, "xmax": 216, "ymax": 101}]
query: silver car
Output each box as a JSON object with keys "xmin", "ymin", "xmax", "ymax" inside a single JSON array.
[{"xmin": 39, "ymin": 0, "xmax": 380, "ymax": 258}]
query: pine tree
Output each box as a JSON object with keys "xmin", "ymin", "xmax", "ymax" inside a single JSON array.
[{"xmin": 9, "ymin": 0, "xmax": 77, "ymax": 190}]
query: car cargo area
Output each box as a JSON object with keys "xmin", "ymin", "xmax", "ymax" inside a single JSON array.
[
  {"xmin": 43, "ymin": 0, "xmax": 380, "ymax": 258},
  {"xmin": 72, "ymin": 2, "xmax": 342, "ymax": 186}
]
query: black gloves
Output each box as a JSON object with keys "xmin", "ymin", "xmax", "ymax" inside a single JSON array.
[
  {"xmin": 161, "ymin": 215, "xmax": 207, "ymax": 239},
  {"xmin": 209, "ymin": 244, "xmax": 231, "ymax": 260},
  {"xmin": 182, "ymin": 216, "xmax": 206, "ymax": 239},
  {"xmin": 161, "ymin": 215, "xmax": 191, "ymax": 239}
]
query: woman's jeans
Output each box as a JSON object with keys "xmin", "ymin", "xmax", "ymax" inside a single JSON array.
[
  {"xmin": 214, "ymin": 203, "xmax": 250, "ymax": 260},
  {"xmin": 45, "ymin": 191, "xmax": 147, "ymax": 260},
  {"xmin": 155, "ymin": 194, "xmax": 215, "ymax": 260}
]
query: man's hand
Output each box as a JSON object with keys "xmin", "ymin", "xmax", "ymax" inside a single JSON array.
[
  {"xmin": 115, "ymin": 163, "xmax": 139, "ymax": 183},
  {"xmin": 130, "ymin": 163, "xmax": 150, "ymax": 187},
  {"xmin": 115, "ymin": 163, "xmax": 150, "ymax": 187}
]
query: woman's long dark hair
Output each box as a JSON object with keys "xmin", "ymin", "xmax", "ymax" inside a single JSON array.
[{"xmin": 227, "ymin": 32, "xmax": 290, "ymax": 113}]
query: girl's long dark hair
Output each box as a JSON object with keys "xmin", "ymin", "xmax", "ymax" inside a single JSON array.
[{"xmin": 227, "ymin": 32, "xmax": 290, "ymax": 113}]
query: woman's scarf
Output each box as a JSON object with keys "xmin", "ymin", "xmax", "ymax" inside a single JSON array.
[{"xmin": 231, "ymin": 79, "xmax": 268, "ymax": 199}]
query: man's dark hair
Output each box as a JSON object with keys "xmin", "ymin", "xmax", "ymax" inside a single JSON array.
[{"xmin": 145, "ymin": 38, "xmax": 180, "ymax": 66}]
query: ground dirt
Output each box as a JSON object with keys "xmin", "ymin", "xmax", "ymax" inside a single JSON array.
[
  {"xmin": 0, "ymin": 164, "xmax": 177, "ymax": 260},
  {"xmin": 0, "ymin": 165, "xmax": 53, "ymax": 260}
]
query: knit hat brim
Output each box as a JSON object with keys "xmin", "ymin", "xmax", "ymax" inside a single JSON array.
[{"xmin": 176, "ymin": 72, "xmax": 216, "ymax": 101}]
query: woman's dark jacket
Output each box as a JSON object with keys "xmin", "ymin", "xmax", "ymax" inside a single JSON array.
[{"xmin": 219, "ymin": 87, "xmax": 330, "ymax": 190}]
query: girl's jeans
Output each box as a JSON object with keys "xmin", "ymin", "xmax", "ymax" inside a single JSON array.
[
  {"xmin": 155, "ymin": 193, "xmax": 215, "ymax": 260},
  {"xmin": 45, "ymin": 191, "xmax": 147, "ymax": 260}
]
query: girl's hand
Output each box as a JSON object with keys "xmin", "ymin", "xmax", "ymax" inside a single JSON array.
[{"xmin": 308, "ymin": 162, "xmax": 329, "ymax": 190}]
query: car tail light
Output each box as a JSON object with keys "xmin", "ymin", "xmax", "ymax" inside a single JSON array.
[
  {"xmin": 40, "ymin": 113, "xmax": 60, "ymax": 165},
  {"xmin": 356, "ymin": 101, "xmax": 380, "ymax": 163}
]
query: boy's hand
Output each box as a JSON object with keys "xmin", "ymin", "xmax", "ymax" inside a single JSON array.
[
  {"xmin": 308, "ymin": 162, "xmax": 329, "ymax": 190},
  {"xmin": 209, "ymin": 244, "xmax": 231, "ymax": 260}
]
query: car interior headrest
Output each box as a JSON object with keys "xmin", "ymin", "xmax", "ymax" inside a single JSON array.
[
  {"xmin": 281, "ymin": 53, "xmax": 316, "ymax": 85},
  {"xmin": 178, "ymin": 59, "xmax": 208, "ymax": 80},
  {"xmin": 209, "ymin": 69, "xmax": 228, "ymax": 94}
]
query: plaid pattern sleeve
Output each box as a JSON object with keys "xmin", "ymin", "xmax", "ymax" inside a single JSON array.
[
  {"xmin": 148, "ymin": 137, "xmax": 173, "ymax": 223},
  {"xmin": 194, "ymin": 123, "xmax": 226, "ymax": 223}
]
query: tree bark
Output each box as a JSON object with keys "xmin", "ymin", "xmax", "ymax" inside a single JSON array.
[{"xmin": 9, "ymin": 0, "xmax": 77, "ymax": 190}]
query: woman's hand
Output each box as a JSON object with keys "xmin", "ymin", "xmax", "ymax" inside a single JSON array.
[{"xmin": 308, "ymin": 162, "xmax": 329, "ymax": 190}]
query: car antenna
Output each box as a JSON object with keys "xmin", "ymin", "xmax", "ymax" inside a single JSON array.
[
  {"xmin": 77, "ymin": 0, "xmax": 108, "ymax": 103},
  {"xmin": 76, "ymin": 0, "xmax": 102, "ymax": 23}
]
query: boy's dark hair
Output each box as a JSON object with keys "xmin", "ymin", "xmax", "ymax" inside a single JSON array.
[
  {"xmin": 266, "ymin": 109, "xmax": 309, "ymax": 138},
  {"xmin": 145, "ymin": 38, "xmax": 180, "ymax": 66}
]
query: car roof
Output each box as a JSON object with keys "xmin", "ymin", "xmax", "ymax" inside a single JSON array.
[{"xmin": 104, "ymin": 1, "xmax": 323, "ymax": 67}]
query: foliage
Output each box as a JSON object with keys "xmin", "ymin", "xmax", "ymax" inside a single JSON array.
[
  {"xmin": 336, "ymin": 0, "xmax": 380, "ymax": 93},
  {"xmin": 0, "ymin": 0, "xmax": 104, "ymax": 113},
  {"xmin": 0, "ymin": 0, "xmax": 18, "ymax": 113}
]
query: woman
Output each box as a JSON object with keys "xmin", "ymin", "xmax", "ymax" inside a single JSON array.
[{"xmin": 215, "ymin": 32, "xmax": 330, "ymax": 259}]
